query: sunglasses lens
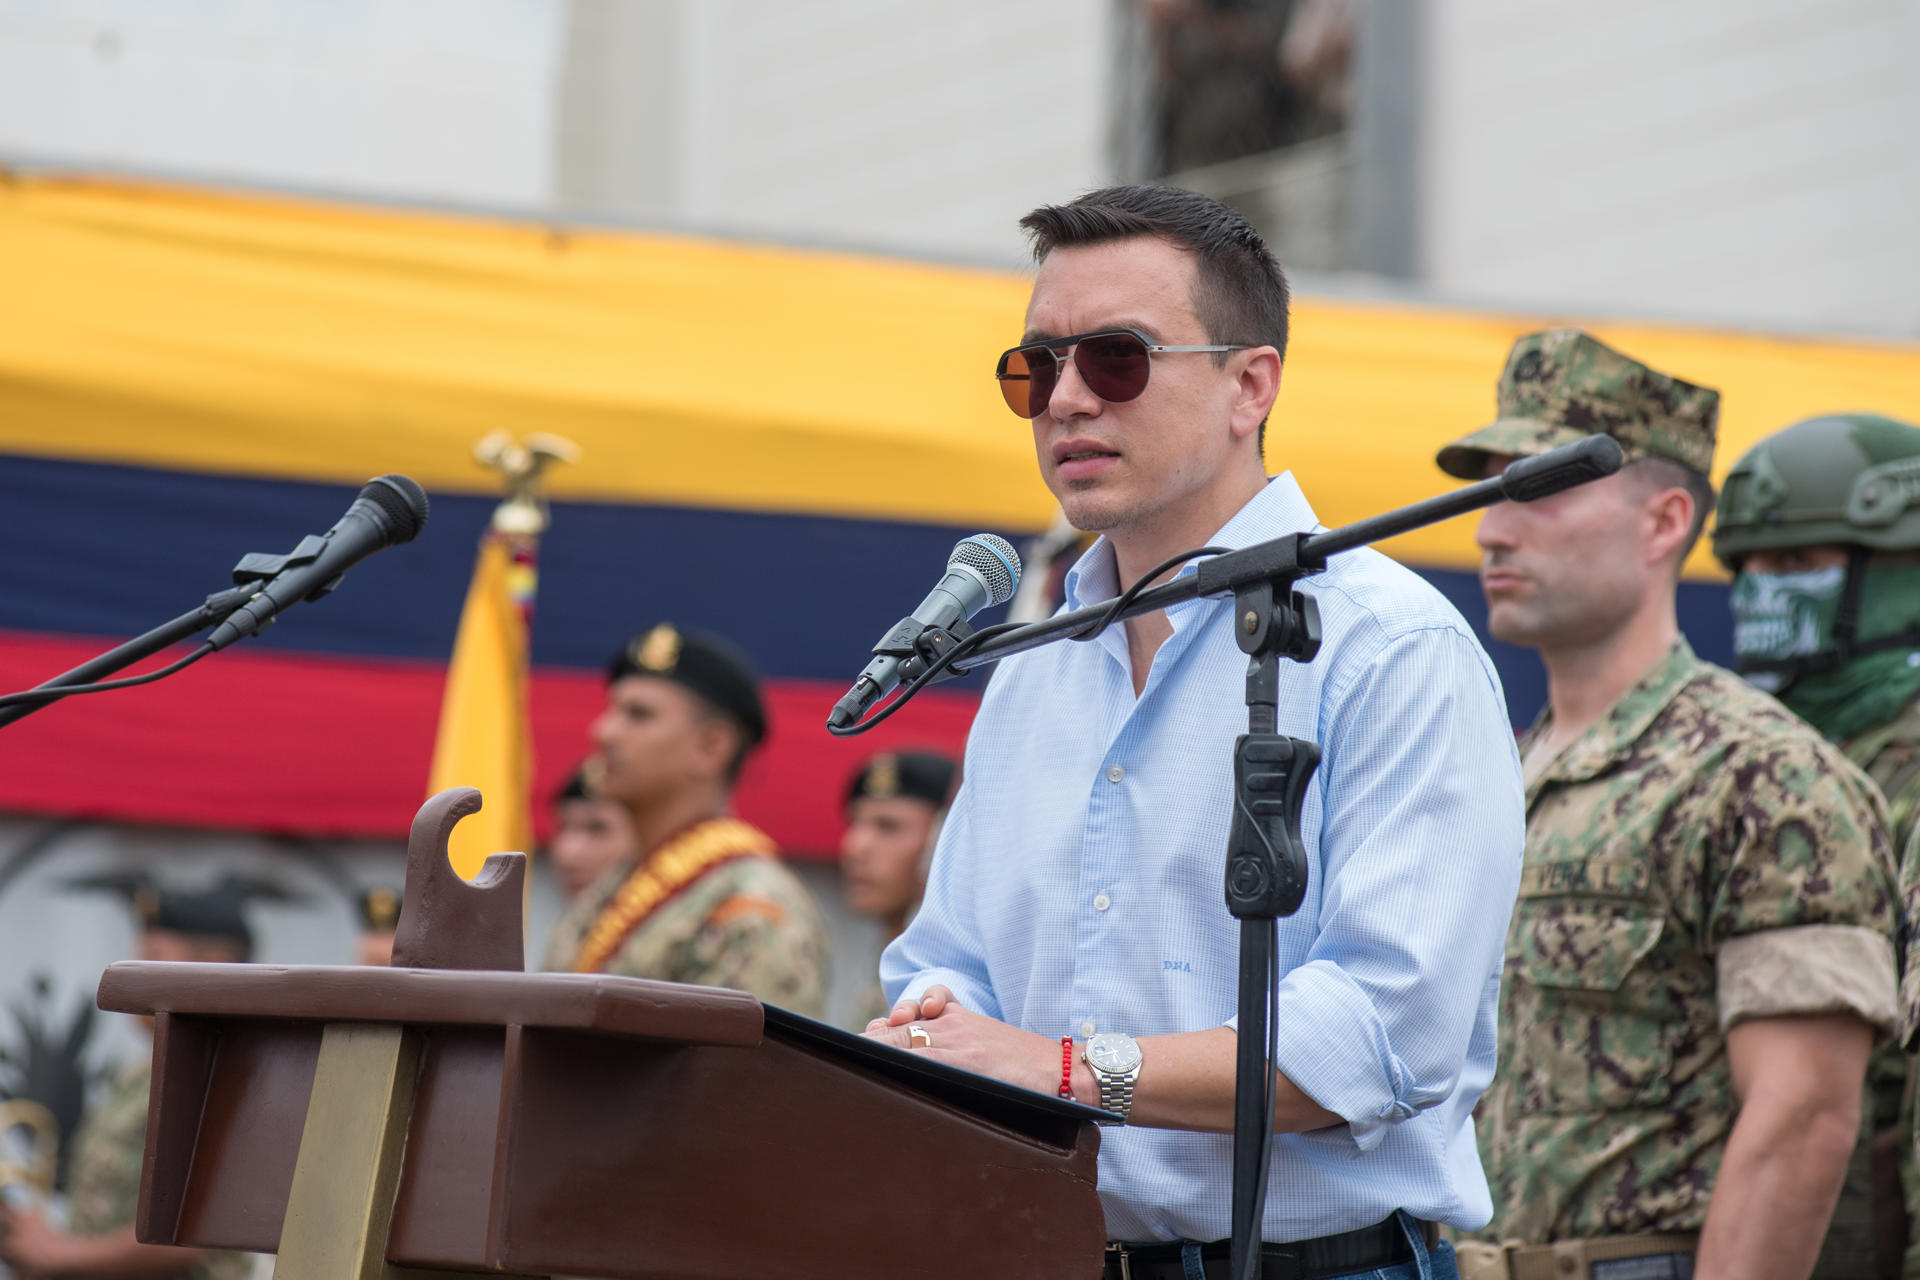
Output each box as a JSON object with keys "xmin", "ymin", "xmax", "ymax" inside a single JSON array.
[
  {"xmin": 1074, "ymin": 333, "xmax": 1152, "ymax": 404},
  {"xmin": 998, "ymin": 346, "xmax": 1057, "ymax": 419}
]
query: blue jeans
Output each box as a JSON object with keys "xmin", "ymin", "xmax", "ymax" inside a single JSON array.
[{"xmin": 1332, "ymin": 1212, "xmax": 1457, "ymax": 1280}]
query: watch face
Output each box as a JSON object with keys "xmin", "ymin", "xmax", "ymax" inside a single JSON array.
[{"xmin": 1086, "ymin": 1032, "xmax": 1141, "ymax": 1074}]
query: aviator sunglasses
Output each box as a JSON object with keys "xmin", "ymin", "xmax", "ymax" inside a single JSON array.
[{"xmin": 994, "ymin": 328, "xmax": 1250, "ymax": 419}]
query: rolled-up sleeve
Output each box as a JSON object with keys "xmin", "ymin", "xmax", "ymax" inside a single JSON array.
[
  {"xmin": 1249, "ymin": 625, "xmax": 1525, "ymax": 1150},
  {"xmin": 1705, "ymin": 738, "xmax": 1898, "ymax": 1037}
]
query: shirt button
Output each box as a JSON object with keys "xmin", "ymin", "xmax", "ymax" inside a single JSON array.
[
  {"xmin": 1106, "ymin": 764, "xmax": 1125, "ymax": 783},
  {"xmin": 1093, "ymin": 892, "xmax": 1112, "ymax": 912},
  {"xmin": 1080, "ymin": 1020, "xmax": 1096, "ymax": 1037}
]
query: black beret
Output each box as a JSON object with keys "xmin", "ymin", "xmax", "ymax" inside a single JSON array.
[
  {"xmin": 555, "ymin": 763, "xmax": 592, "ymax": 804},
  {"xmin": 145, "ymin": 887, "xmax": 255, "ymax": 951},
  {"xmin": 607, "ymin": 623, "xmax": 767, "ymax": 748},
  {"xmin": 62, "ymin": 871, "xmax": 300, "ymax": 959},
  {"xmin": 358, "ymin": 885, "xmax": 402, "ymax": 933},
  {"xmin": 845, "ymin": 751, "xmax": 959, "ymax": 810}
]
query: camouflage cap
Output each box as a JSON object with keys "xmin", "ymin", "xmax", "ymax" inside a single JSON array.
[{"xmin": 1435, "ymin": 329, "xmax": 1720, "ymax": 481}]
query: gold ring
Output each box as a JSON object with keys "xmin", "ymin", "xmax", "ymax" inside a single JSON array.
[{"xmin": 907, "ymin": 1023, "xmax": 932, "ymax": 1049}]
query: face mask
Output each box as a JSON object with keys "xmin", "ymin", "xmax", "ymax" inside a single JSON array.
[{"xmin": 1729, "ymin": 566, "xmax": 1846, "ymax": 692}]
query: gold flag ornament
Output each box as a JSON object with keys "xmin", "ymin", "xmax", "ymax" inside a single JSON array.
[{"xmin": 427, "ymin": 433, "xmax": 577, "ymax": 880}]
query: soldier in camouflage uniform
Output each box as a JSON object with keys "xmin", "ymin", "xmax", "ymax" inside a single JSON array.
[
  {"xmin": 1435, "ymin": 330, "xmax": 1901, "ymax": 1280},
  {"xmin": 0, "ymin": 889, "xmax": 256, "ymax": 1280},
  {"xmin": 1713, "ymin": 414, "xmax": 1920, "ymax": 1280},
  {"xmin": 542, "ymin": 623, "xmax": 829, "ymax": 1017}
]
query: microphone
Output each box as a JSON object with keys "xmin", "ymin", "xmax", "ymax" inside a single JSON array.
[
  {"xmin": 207, "ymin": 475, "xmax": 431, "ymax": 651},
  {"xmin": 828, "ymin": 533, "xmax": 1021, "ymax": 730}
]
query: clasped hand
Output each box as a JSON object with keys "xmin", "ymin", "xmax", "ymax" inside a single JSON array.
[{"xmin": 862, "ymin": 985, "xmax": 1069, "ymax": 1099}]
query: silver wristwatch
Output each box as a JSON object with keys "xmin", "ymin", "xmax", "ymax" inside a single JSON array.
[{"xmin": 1082, "ymin": 1032, "xmax": 1142, "ymax": 1123}]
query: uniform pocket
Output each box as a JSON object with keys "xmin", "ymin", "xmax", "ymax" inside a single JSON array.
[{"xmin": 1506, "ymin": 900, "xmax": 1674, "ymax": 1115}]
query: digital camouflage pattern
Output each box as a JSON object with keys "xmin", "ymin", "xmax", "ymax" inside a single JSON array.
[
  {"xmin": 66, "ymin": 1057, "xmax": 253, "ymax": 1280},
  {"xmin": 1832, "ymin": 692, "xmax": 1920, "ymax": 1280},
  {"xmin": 1436, "ymin": 329, "xmax": 1720, "ymax": 481},
  {"xmin": 1481, "ymin": 640, "xmax": 1898, "ymax": 1244},
  {"xmin": 1846, "ymin": 694, "xmax": 1920, "ymax": 870},
  {"xmin": 543, "ymin": 841, "xmax": 830, "ymax": 1017},
  {"xmin": 1900, "ymin": 824, "xmax": 1920, "ymax": 1060}
]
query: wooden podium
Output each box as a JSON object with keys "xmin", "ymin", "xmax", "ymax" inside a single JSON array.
[{"xmin": 97, "ymin": 789, "xmax": 1108, "ymax": 1280}]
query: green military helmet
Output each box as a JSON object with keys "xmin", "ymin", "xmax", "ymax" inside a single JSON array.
[{"xmin": 1713, "ymin": 413, "xmax": 1920, "ymax": 569}]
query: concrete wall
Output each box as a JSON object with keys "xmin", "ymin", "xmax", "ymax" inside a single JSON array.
[
  {"xmin": 0, "ymin": 0, "xmax": 1113, "ymax": 266},
  {"xmin": 1421, "ymin": 0, "xmax": 1920, "ymax": 335},
  {"xmin": 554, "ymin": 0, "xmax": 1113, "ymax": 264},
  {"xmin": 0, "ymin": 0, "xmax": 562, "ymax": 208}
]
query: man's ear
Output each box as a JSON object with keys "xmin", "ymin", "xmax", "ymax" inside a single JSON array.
[
  {"xmin": 1644, "ymin": 484, "xmax": 1698, "ymax": 572},
  {"xmin": 1230, "ymin": 347, "xmax": 1283, "ymax": 443}
]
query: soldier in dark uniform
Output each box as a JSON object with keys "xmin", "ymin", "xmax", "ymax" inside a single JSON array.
[
  {"xmin": 839, "ymin": 750, "xmax": 958, "ymax": 1027},
  {"xmin": 546, "ymin": 764, "xmax": 640, "ymax": 903},
  {"xmin": 0, "ymin": 881, "xmax": 258, "ymax": 1280},
  {"xmin": 542, "ymin": 623, "xmax": 829, "ymax": 1015}
]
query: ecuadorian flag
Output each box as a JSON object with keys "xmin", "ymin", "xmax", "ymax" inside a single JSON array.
[
  {"xmin": 429, "ymin": 529, "xmax": 538, "ymax": 880},
  {"xmin": 4, "ymin": 172, "xmax": 1919, "ymax": 854}
]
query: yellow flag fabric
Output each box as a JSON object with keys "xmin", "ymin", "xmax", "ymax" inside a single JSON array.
[
  {"xmin": 428, "ymin": 530, "xmax": 535, "ymax": 880},
  {"xmin": 5, "ymin": 173, "xmax": 1920, "ymax": 578}
]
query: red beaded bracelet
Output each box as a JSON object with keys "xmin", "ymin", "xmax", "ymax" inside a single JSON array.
[{"xmin": 1059, "ymin": 1036, "xmax": 1074, "ymax": 1099}]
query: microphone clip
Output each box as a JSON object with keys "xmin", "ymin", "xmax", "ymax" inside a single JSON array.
[
  {"xmin": 231, "ymin": 535, "xmax": 344, "ymax": 601},
  {"xmin": 869, "ymin": 616, "xmax": 975, "ymax": 687}
]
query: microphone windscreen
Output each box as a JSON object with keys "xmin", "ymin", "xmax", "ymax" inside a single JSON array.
[
  {"xmin": 950, "ymin": 533, "xmax": 1021, "ymax": 607},
  {"xmin": 361, "ymin": 475, "xmax": 431, "ymax": 543}
]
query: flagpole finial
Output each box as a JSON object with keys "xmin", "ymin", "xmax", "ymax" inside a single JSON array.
[{"xmin": 474, "ymin": 432, "xmax": 580, "ymax": 535}]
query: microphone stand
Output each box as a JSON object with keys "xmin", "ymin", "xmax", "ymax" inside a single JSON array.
[
  {"xmin": 0, "ymin": 527, "xmax": 357, "ymax": 729},
  {"xmin": 0, "ymin": 585, "xmax": 257, "ymax": 730},
  {"xmin": 899, "ymin": 434, "xmax": 1623, "ymax": 1280}
]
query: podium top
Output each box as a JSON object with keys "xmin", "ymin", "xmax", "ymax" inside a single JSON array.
[{"xmin": 98, "ymin": 962, "xmax": 764, "ymax": 1047}]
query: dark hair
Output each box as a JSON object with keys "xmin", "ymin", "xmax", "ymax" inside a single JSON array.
[
  {"xmin": 1019, "ymin": 185, "xmax": 1289, "ymax": 446},
  {"xmin": 686, "ymin": 699, "xmax": 755, "ymax": 788},
  {"xmin": 1624, "ymin": 457, "xmax": 1716, "ymax": 567}
]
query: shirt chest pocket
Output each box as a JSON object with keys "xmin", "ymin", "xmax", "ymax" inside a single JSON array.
[{"xmin": 1505, "ymin": 856, "xmax": 1676, "ymax": 1116}]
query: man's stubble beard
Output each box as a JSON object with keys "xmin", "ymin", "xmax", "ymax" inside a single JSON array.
[
  {"xmin": 1486, "ymin": 584, "xmax": 1629, "ymax": 655},
  {"xmin": 1056, "ymin": 479, "xmax": 1144, "ymax": 538}
]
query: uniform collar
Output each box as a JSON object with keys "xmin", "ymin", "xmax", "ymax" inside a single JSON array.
[{"xmin": 1526, "ymin": 638, "xmax": 1704, "ymax": 797}]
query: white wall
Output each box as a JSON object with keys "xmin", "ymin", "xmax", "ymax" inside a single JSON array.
[
  {"xmin": 668, "ymin": 0, "xmax": 1113, "ymax": 264},
  {"xmin": 0, "ymin": 0, "xmax": 1112, "ymax": 266},
  {"xmin": 1421, "ymin": 0, "xmax": 1920, "ymax": 335},
  {"xmin": 0, "ymin": 0, "xmax": 563, "ymax": 209}
]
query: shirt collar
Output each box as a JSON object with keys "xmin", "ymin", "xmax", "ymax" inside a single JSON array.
[
  {"xmin": 1060, "ymin": 474, "xmax": 1322, "ymax": 612},
  {"xmin": 1527, "ymin": 638, "xmax": 1704, "ymax": 792}
]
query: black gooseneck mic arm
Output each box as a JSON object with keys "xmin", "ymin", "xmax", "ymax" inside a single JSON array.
[
  {"xmin": 920, "ymin": 434, "xmax": 1627, "ymax": 678},
  {"xmin": 0, "ymin": 583, "xmax": 261, "ymax": 729},
  {"xmin": 0, "ymin": 474, "xmax": 429, "ymax": 729},
  {"xmin": 827, "ymin": 433, "xmax": 1624, "ymax": 1280}
]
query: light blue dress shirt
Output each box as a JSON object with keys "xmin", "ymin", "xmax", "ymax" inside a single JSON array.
[{"xmin": 881, "ymin": 473, "xmax": 1525, "ymax": 1243}]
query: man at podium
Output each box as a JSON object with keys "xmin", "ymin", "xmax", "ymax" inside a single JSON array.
[{"xmin": 867, "ymin": 186, "xmax": 1524, "ymax": 1279}]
